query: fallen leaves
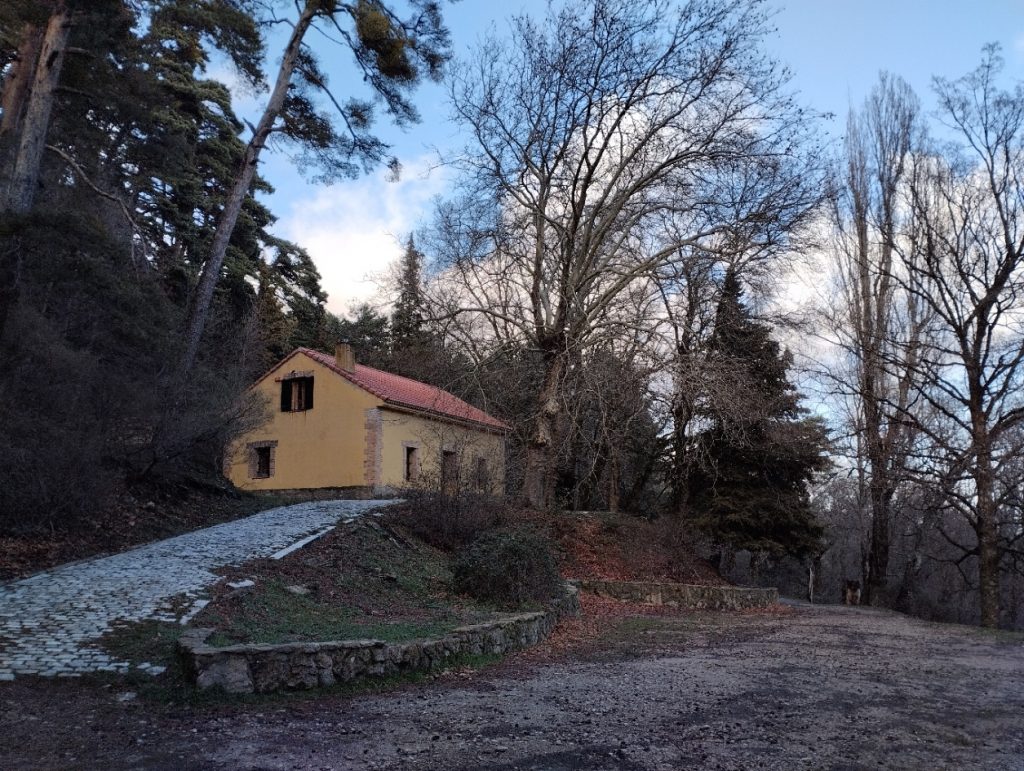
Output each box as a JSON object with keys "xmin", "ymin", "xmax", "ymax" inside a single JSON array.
[{"xmin": 520, "ymin": 511, "xmax": 727, "ymax": 586}]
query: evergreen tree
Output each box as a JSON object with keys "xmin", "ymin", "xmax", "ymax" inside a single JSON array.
[
  {"xmin": 251, "ymin": 261, "xmax": 295, "ymax": 373},
  {"xmin": 390, "ymin": 233, "xmax": 428, "ymax": 353},
  {"xmin": 687, "ymin": 268, "xmax": 828, "ymax": 558},
  {"xmin": 386, "ymin": 232, "xmax": 452, "ymax": 381},
  {"xmin": 174, "ymin": 0, "xmax": 451, "ymax": 387},
  {"xmin": 0, "ymin": 1, "xmax": 333, "ymax": 531},
  {"xmin": 326, "ymin": 303, "xmax": 392, "ymax": 368}
]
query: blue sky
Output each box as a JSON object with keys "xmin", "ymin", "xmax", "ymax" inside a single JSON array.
[{"xmin": 234, "ymin": 0, "xmax": 1024, "ymax": 314}]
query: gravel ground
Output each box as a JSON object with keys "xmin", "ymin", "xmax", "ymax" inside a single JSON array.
[{"xmin": 2, "ymin": 600, "xmax": 1021, "ymax": 770}]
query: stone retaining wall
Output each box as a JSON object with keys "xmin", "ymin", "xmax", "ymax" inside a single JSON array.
[
  {"xmin": 179, "ymin": 585, "xmax": 579, "ymax": 694},
  {"xmin": 573, "ymin": 579, "xmax": 777, "ymax": 610},
  {"xmin": 254, "ymin": 486, "xmax": 382, "ymax": 502}
]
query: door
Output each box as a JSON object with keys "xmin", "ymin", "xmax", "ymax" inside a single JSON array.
[{"xmin": 441, "ymin": 450, "xmax": 459, "ymax": 496}]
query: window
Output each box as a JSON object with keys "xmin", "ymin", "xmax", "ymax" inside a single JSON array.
[
  {"xmin": 404, "ymin": 446, "xmax": 420, "ymax": 482},
  {"xmin": 255, "ymin": 447, "xmax": 272, "ymax": 478},
  {"xmin": 441, "ymin": 450, "xmax": 459, "ymax": 495},
  {"xmin": 247, "ymin": 441, "xmax": 277, "ymax": 479},
  {"xmin": 280, "ymin": 375, "xmax": 314, "ymax": 412},
  {"xmin": 474, "ymin": 457, "xmax": 489, "ymax": 492}
]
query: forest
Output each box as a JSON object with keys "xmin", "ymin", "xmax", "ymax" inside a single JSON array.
[{"xmin": 1, "ymin": 0, "xmax": 1022, "ymax": 630}]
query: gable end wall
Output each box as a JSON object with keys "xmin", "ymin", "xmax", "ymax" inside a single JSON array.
[{"xmin": 226, "ymin": 352, "xmax": 381, "ymax": 491}]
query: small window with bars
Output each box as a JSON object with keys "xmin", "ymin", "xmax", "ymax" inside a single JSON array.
[
  {"xmin": 404, "ymin": 445, "xmax": 420, "ymax": 482},
  {"xmin": 247, "ymin": 441, "xmax": 277, "ymax": 479}
]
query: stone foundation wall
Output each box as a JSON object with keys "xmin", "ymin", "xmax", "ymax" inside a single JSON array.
[
  {"xmin": 180, "ymin": 585, "xmax": 579, "ymax": 694},
  {"xmin": 253, "ymin": 486, "xmax": 386, "ymax": 502},
  {"xmin": 574, "ymin": 579, "xmax": 777, "ymax": 610}
]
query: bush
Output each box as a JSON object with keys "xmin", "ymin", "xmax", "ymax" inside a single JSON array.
[
  {"xmin": 453, "ymin": 528, "xmax": 563, "ymax": 608},
  {"xmin": 385, "ymin": 488, "xmax": 511, "ymax": 551}
]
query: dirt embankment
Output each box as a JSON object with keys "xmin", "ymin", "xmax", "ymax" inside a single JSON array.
[
  {"xmin": 534, "ymin": 510, "xmax": 727, "ymax": 586},
  {"xmin": 1, "ymin": 486, "xmax": 290, "ymax": 581}
]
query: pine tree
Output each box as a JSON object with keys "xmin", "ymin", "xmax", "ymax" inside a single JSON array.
[
  {"xmin": 173, "ymin": 0, "xmax": 451, "ymax": 388},
  {"xmin": 251, "ymin": 261, "xmax": 295, "ymax": 373},
  {"xmin": 326, "ymin": 304, "xmax": 392, "ymax": 368},
  {"xmin": 386, "ymin": 233, "xmax": 451, "ymax": 383},
  {"xmin": 391, "ymin": 234, "xmax": 428, "ymax": 353},
  {"xmin": 687, "ymin": 268, "xmax": 828, "ymax": 558}
]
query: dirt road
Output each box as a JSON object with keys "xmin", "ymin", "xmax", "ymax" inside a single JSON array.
[{"xmin": 3, "ymin": 602, "xmax": 1022, "ymax": 769}]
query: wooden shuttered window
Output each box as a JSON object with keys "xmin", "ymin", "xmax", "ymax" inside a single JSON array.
[
  {"xmin": 280, "ymin": 375, "xmax": 314, "ymax": 412},
  {"xmin": 301, "ymin": 377, "xmax": 313, "ymax": 410}
]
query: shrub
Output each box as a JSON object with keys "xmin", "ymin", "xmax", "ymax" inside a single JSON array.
[
  {"xmin": 453, "ymin": 528, "xmax": 562, "ymax": 608},
  {"xmin": 385, "ymin": 488, "xmax": 511, "ymax": 551}
]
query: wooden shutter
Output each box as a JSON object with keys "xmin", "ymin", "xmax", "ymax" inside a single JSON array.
[
  {"xmin": 305, "ymin": 377, "xmax": 314, "ymax": 410},
  {"xmin": 280, "ymin": 380, "xmax": 292, "ymax": 412}
]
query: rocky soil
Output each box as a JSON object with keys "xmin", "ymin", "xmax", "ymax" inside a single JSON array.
[{"xmin": 3, "ymin": 600, "xmax": 1022, "ymax": 769}]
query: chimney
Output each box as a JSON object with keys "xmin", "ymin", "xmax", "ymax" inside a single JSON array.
[{"xmin": 335, "ymin": 342, "xmax": 356, "ymax": 372}]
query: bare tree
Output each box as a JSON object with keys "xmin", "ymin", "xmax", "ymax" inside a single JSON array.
[
  {"xmin": 557, "ymin": 323, "xmax": 665, "ymax": 512},
  {"xmin": 897, "ymin": 47, "xmax": 1024, "ymax": 627},
  {"xmin": 432, "ymin": 0, "xmax": 822, "ymax": 508},
  {"xmin": 823, "ymin": 74, "xmax": 931, "ymax": 605}
]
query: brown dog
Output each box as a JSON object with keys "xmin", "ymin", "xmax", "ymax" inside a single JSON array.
[{"xmin": 843, "ymin": 580, "xmax": 862, "ymax": 605}]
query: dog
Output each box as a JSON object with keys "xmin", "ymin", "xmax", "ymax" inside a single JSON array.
[{"xmin": 843, "ymin": 579, "xmax": 862, "ymax": 606}]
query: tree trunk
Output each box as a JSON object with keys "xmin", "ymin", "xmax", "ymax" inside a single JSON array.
[
  {"xmin": 171, "ymin": 0, "xmax": 317, "ymax": 389},
  {"xmin": 620, "ymin": 443, "xmax": 657, "ymax": 513},
  {"xmin": 607, "ymin": 452, "xmax": 620, "ymax": 513},
  {"xmin": 0, "ymin": 6, "xmax": 70, "ymax": 215},
  {"xmin": 974, "ymin": 444, "xmax": 1001, "ymax": 628},
  {"xmin": 668, "ymin": 398, "xmax": 693, "ymax": 515},
  {"xmin": 522, "ymin": 350, "xmax": 566, "ymax": 510},
  {"xmin": 807, "ymin": 554, "xmax": 823, "ymax": 603},
  {"xmin": 0, "ymin": 24, "xmax": 42, "ymax": 178},
  {"xmin": 581, "ymin": 450, "xmax": 601, "ymax": 511},
  {"xmin": 0, "ymin": 22, "xmax": 50, "ymax": 344},
  {"xmin": 864, "ymin": 477, "xmax": 891, "ymax": 605},
  {"xmin": 857, "ymin": 237, "xmax": 891, "ymax": 607}
]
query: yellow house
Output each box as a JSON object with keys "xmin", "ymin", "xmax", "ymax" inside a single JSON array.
[{"xmin": 226, "ymin": 345, "xmax": 509, "ymax": 496}]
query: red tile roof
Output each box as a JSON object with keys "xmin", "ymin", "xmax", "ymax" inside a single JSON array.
[{"xmin": 297, "ymin": 348, "xmax": 510, "ymax": 432}]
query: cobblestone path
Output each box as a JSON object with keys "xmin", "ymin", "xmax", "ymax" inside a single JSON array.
[{"xmin": 0, "ymin": 500, "xmax": 389, "ymax": 679}]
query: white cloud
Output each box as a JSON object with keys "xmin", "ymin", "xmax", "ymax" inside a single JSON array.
[
  {"xmin": 276, "ymin": 156, "xmax": 448, "ymax": 315},
  {"xmin": 204, "ymin": 60, "xmax": 268, "ymax": 120}
]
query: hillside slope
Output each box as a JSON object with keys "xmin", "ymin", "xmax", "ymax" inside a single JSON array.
[{"xmin": 534, "ymin": 511, "xmax": 727, "ymax": 586}]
